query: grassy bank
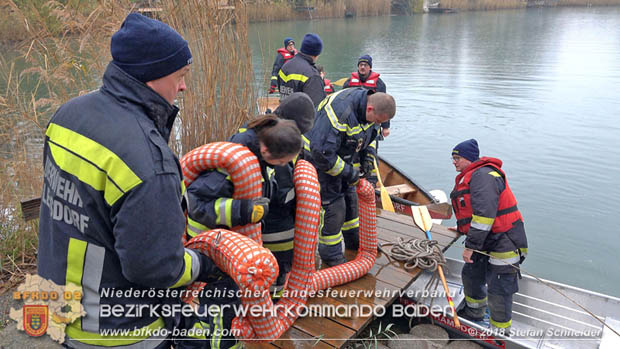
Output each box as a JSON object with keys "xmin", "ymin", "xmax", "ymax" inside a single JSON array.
[{"xmin": 0, "ymin": 0, "xmax": 254, "ymax": 291}]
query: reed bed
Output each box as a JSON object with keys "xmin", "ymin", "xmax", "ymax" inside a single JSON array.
[
  {"xmin": 247, "ymin": 0, "xmax": 391, "ymax": 22},
  {"xmin": 162, "ymin": 0, "xmax": 255, "ymax": 153},
  {"xmin": 0, "ymin": 0, "xmax": 254, "ymax": 292},
  {"xmin": 439, "ymin": 0, "xmax": 526, "ymax": 11}
]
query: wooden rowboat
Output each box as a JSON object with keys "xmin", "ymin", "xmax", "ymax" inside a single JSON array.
[{"xmin": 376, "ymin": 155, "xmax": 452, "ymax": 220}]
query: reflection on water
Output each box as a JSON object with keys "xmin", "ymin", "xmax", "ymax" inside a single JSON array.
[{"xmin": 250, "ymin": 7, "xmax": 620, "ymax": 296}]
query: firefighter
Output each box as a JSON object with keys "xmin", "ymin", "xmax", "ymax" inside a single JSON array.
[
  {"xmin": 269, "ymin": 37, "xmax": 297, "ymax": 94},
  {"xmin": 343, "ymin": 54, "xmax": 390, "ymax": 139},
  {"xmin": 278, "ymin": 33, "xmax": 326, "ymax": 107},
  {"xmin": 307, "ymin": 88, "xmax": 396, "ymax": 266},
  {"xmin": 37, "ymin": 13, "xmax": 221, "ymax": 348},
  {"xmin": 450, "ymin": 139, "xmax": 528, "ymax": 335},
  {"xmin": 185, "ymin": 115, "xmax": 302, "ymax": 336}
]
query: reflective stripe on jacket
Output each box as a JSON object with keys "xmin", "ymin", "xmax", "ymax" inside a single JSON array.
[
  {"xmin": 277, "ymin": 52, "xmax": 326, "ymax": 107},
  {"xmin": 270, "ymin": 48, "xmax": 297, "ymax": 86},
  {"xmin": 307, "ymin": 88, "xmax": 378, "ymax": 204},
  {"xmin": 450, "ymin": 157, "xmax": 528, "ymax": 268},
  {"xmin": 38, "ymin": 63, "xmax": 200, "ymax": 347}
]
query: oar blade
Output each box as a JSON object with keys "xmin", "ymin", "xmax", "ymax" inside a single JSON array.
[
  {"xmin": 410, "ymin": 206, "xmax": 425, "ymax": 232},
  {"xmin": 380, "ymin": 187, "xmax": 395, "ymax": 212},
  {"xmin": 374, "ymin": 159, "xmax": 395, "ymax": 212},
  {"xmin": 332, "ymin": 77, "xmax": 348, "ymax": 87},
  {"xmin": 419, "ymin": 205, "xmax": 433, "ymax": 228}
]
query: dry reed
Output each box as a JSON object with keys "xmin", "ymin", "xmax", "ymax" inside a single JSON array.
[
  {"xmin": 246, "ymin": 0, "xmax": 391, "ymax": 22},
  {"xmin": 0, "ymin": 0, "xmax": 254, "ymax": 292},
  {"xmin": 161, "ymin": 0, "xmax": 255, "ymax": 153}
]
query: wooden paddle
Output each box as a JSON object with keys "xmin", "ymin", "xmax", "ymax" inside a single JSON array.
[
  {"xmin": 411, "ymin": 205, "xmax": 461, "ymax": 328},
  {"xmin": 374, "ymin": 158, "xmax": 395, "ymax": 212},
  {"xmin": 332, "ymin": 77, "xmax": 349, "ymax": 87}
]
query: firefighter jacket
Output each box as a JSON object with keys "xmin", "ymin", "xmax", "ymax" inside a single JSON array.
[
  {"xmin": 262, "ymin": 161, "xmax": 297, "ymax": 252},
  {"xmin": 450, "ymin": 157, "xmax": 528, "ymax": 270},
  {"xmin": 344, "ymin": 71, "xmax": 389, "ymax": 129},
  {"xmin": 37, "ymin": 63, "xmax": 207, "ymax": 347},
  {"xmin": 307, "ymin": 88, "xmax": 379, "ymax": 204},
  {"xmin": 270, "ymin": 48, "xmax": 297, "ymax": 89},
  {"xmin": 278, "ymin": 52, "xmax": 326, "ymax": 107},
  {"xmin": 186, "ymin": 127, "xmax": 275, "ymax": 237}
]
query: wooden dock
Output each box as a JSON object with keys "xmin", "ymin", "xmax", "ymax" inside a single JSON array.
[{"xmin": 247, "ymin": 208, "xmax": 460, "ymax": 348}]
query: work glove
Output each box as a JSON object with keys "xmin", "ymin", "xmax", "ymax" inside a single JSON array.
[
  {"xmin": 268, "ymin": 85, "xmax": 276, "ymax": 94},
  {"xmin": 347, "ymin": 167, "xmax": 360, "ymax": 187},
  {"xmin": 360, "ymin": 158, "xmax": 374, "ymax": 179},
  {"xmin": 245, "ymin": 197, "xmax": 270, "ymax": 223},
  {"xmin": 194, "ymin": 250, "xmax": 226, "ymax": 283}
]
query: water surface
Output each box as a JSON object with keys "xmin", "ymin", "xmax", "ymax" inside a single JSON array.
[{"xmin": 250, "ymin": 7, "xmax": 620, "ymax": 297}]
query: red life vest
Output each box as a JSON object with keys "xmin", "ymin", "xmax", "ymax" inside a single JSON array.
[
  {"xmin": 277, "ymin": 48, "xmax": 297, "ymax": 63},
  {"xmin": 451, "ymin": 157, "xmax": 522, "ymax": 235},
  {"xmin": 324, "ymin": 78, "xmax": 334, "ymax": 94},
  {"xmin": 348, "ymin": 71, "xmax": 380, "ymax": 91}
]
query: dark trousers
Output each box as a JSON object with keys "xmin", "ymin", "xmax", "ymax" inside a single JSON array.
[
  {"xmin": 318, "ymin": 196, "xmax": 346, "ymax": 262},
  {"xmin": 342, "ymin": 185, "xmax": 360, "ymax": 250},
  {"xmin": 462, "ymin": 254, "xmax": 518, "ymax": 329}
]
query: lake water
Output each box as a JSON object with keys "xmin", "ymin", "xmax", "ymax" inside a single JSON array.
[{"xmin": 250, "ymin": 7, "xmax": 620, "ymax": 297}]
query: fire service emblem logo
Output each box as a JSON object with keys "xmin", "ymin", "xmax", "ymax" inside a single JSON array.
[{"xmin": 23, "ymin": 305, "xmax": 48, "ymax": 337}]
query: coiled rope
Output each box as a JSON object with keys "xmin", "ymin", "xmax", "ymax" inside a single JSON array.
[{"xmin": 384, "ymin": 237, "xmax": 447, "ymax": 272}]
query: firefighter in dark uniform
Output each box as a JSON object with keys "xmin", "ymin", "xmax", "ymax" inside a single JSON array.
[
  {"xmin": 265, "ymin": 93, "xmax": 315, "ymax": 293},
  {"xmin": 450, "ymin": 139, "xmax": 528, "ymax": 335},
  {"xmin": 269, "ymin": 37, "xmax": 296, "ymax": 94},
  {"xmin": 37, "ymin": 13, "xmax": 222, "ymax": 348},
  {"xmin": 341, "ymin": 55, "xmax": 389, "ymax": 243},
  {"xmin": 307, "ymin": 88, "xmax": 396, "ymax": 266},
  {"xmin": 278, "ymin": 33, "xmax": 326, "ymax": 107},
  {"xmin": 186, "ymin": 115, "xmax": 301, "ymax": 347},
  {"xmin": 343, "ymin": 55, "xmax": 390, "ymax": 138}
]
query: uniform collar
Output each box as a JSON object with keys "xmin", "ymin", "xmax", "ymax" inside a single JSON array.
[{"xmin": 101, "ymin": 62, "xmax": 179, "ymax": 142}]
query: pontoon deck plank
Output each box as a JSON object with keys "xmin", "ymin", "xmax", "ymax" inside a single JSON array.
[{"xmin": 247, "ymin": 209, "xmax": 459, "ymax": 348}]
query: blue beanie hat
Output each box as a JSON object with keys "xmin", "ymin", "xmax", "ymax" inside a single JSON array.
[
  {"xmin": 111, "ymin": 13, "xmax": 192, "ymax": 83},
  {"xmin": 358, "ymin": 54, "xmax": 372, "ymax": 68},
  {"xmin": 284, "ymin": 37, "xmax": 294, "ymax": 47},
  {"xmin": 452, "ymin": 139, "xmax": 480, "ymax": 162},
  {"xmin": 300, "ymin": 33, "xmax": 323, "ymax": 56}
]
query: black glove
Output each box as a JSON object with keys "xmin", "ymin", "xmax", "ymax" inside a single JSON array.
[
  {"xmin": 360, "ymin": 158, "xmax": 374, "ymax": 179},
  {"xmin": 195, "ymin": 250, "xmax": 225, "ymax": 283},
  {"xmin": 242, "ymin": 197, "xmax": 270, "ymax": 223},
  {"xmin": 347, "ymin": 167, "xmax": 360, "ymax": 187}
]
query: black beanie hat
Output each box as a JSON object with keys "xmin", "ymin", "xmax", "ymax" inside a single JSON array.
[
  {"xmin": 358, "ymin": 54, "xmax": 372, "ymax": 68},
  {"xmin": 111, "ymin": 13, "xmax": 192, "ymax": 83},
  {"xmin": 300, "ymin": 33, "xmax": 323, "ymax": 56},
  {"xmin": 452, "ymin": 139, "xmax": 480, "ymax": 162},
  {"xmin": 274, "ymin": 92, "xmax": 315, "ymax": 134}
]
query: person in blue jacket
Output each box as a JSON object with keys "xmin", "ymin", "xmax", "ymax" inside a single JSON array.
[
  {"xmin": 37, "ymin": 13, "xmax": 222, "ymax": 348},
  {"xmin": 307, "ymin": 88, "xmax": 396, "ymax": 266},
  {"xmin": 186, "ymin": 115, "xmax": 302, "ymax": 347}
]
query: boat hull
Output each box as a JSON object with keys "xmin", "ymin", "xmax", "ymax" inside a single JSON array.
[{"xmin": 399, "ymin": 257, "xmax": 620, "ymax": 348}]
